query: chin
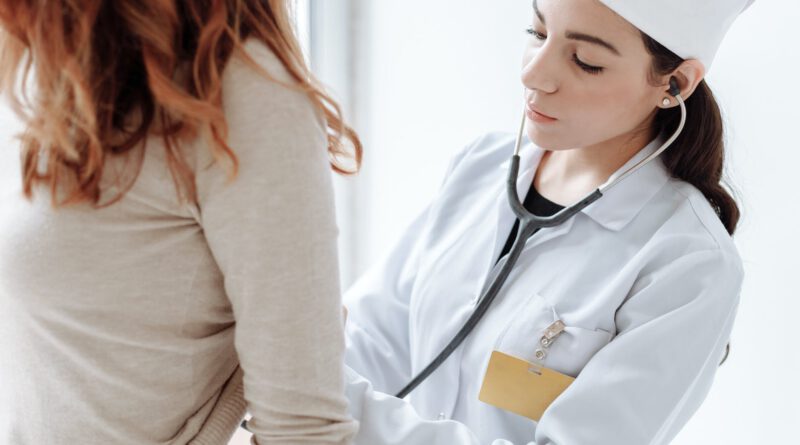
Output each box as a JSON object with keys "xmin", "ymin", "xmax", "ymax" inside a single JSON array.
[
  {"xmin": 525, "ymin": 121, "xmax": 607, "ymax": 152},
  {"xmin": 525, "ymin": 124, "xmax": 574, "ymax": 151}
]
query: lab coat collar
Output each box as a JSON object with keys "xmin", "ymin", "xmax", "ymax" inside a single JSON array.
[
  {"xmin": 582, "ymin": 135, "xmax": 671, "ymax": 231},
  {"xmin": 501, "ymin": 135, "xmax": 671, "ymax": 232}
]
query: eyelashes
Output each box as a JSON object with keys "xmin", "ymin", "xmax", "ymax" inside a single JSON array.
[
  {"xmin": 525, "ymin": 27, "xmax": 605, "ymax": 75},
  {"xmin": 571, "ymin": 54, "xmax": 603, "ymax": 75},
  {"xmin": 525, "ymin": 27, "xmax": 545, "ymax": 41}
]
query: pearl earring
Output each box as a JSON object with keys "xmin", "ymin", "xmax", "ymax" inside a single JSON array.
[{"xmin": 662, "ymin": 98, "xmax": 671, "ymax": 106}]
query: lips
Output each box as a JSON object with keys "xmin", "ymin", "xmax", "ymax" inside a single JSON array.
[
  {"xmin": 526, "ymin": 103, "xmax": 556, "ymax": 120},
  {"xmin": 525, "ymin": 102, "xmax": 558, "ymax": 125}
]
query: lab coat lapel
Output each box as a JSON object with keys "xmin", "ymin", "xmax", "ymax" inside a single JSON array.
[
  {"xmin": 480, "ymin": 144, "xmax": 543, "ymax": 285},
  {"xmin": 581, "ymin": 137, "xmax": 670, "ymax": 231},
  {"xmin": 411, "ymin": 142, "xmax": 543, "ymax": 420}
]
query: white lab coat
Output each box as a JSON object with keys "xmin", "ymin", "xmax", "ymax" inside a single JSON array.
[{"xmin": 343, "ymin": 132, "xmax": 743, "ymax": 445}]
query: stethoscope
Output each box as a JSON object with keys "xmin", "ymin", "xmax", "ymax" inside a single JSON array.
[{"xmin": 394, "ymin": 78, "xmax": 687, "ymax": 399}]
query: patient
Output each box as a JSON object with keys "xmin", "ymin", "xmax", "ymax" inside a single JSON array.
[{"xmin": 0, "ymin": 1, "xmax": 360, "ymax": 443}]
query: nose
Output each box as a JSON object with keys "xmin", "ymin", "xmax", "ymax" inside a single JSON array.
[{"xmin": 520, "ymin": 42, "xmax": 559, "ymax": 95}]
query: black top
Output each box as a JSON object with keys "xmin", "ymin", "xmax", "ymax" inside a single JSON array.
[{"xmin": 496, "ymin": 184, "xmax": 565, "ymax": 263}]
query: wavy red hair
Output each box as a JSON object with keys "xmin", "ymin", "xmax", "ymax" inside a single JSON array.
[{"xmin": 0, "ymin": 0, "xmax": 361, "ymax": 206}]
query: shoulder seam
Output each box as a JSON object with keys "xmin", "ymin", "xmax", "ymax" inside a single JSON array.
[{"xmin": 666, "ymin": 179, "xmax": 723, "ymax": 251}]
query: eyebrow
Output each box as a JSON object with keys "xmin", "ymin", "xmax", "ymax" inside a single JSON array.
[
  {"xmin": 565, "ymin": 32, "xmax": 621, "ymax": 56},
  {"xmin": 533, "ymin": 0, "xmax": 546, "ymax": 25},
  {"xmin": 532, "ymin": 0, "xmax": 622, "ymax": 56}
]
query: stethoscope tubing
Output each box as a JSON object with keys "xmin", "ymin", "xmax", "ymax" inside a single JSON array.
[{"xmin": 394, "ymin": 94, "xmax": 686, "ymax": 399}]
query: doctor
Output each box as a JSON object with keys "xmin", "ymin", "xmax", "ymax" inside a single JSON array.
[{"xmin": 342, "ymin": 0, "xmax": 753, "ymax": 444}]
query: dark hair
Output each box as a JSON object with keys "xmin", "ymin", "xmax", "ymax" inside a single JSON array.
[{"xmin": 642, "ymin": 33, "xmax": 740, "ymax": 235}]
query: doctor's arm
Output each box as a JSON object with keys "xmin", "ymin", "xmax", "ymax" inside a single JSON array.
[
  {"xmin": 531, "ymin": 247, "xmax": 742, "ymax": 444},
  {"xmin": 344, "ymin": 139, "xmax": 475, "ymax": 394},
  {"xmin": 343, "ymin": 209, "xmax": 428, "ymax": 394},
  {"xmin": 344, "ymin": 247, "xmax": 743, "ymax": 445}
]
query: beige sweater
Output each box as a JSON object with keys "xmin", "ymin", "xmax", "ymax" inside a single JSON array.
[{"xmin": 0, "ymin": 39, "xmax": 357, "ymax": 444}]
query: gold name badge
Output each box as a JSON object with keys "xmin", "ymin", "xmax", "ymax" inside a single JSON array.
[{"xmin": 478, "ymin": 350, "xmax": 574, "ymax": 421}]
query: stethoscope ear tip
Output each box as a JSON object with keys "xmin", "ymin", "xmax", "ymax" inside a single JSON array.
[{"xmin": 668, "ymin": 76, "xmax": 681, "ymax": 97}]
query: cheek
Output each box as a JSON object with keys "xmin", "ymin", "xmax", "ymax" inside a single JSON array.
[
  {"xmin": 525, "ymin": 86, "xmax": 618, "ymax": 149},
  {"xmin": 574, "ymin": 83, "xmax": 644, "ymax": 128},
  {"xmin": 527, "ymin": 80, "xmax": 655, "ymax": 149}
]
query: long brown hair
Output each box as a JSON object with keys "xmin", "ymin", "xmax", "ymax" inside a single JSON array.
[
  {"xmin": 642, "ymin": 33, "xmax": 740, "ymax": 235},
  {"xmin": 0, "ymin": 0, "xmax": 361, "ymax": 206}
]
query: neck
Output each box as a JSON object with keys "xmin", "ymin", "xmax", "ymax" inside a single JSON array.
[{"xmin": 533, "ymin": 128, "xmax": 655, "ymax": 205}]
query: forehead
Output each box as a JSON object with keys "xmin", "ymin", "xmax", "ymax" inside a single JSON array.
[{"xmin": 534, "ymin": 0, "xmax": 644, "ymax": 49}]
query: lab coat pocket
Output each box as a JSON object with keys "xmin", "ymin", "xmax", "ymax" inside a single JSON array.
[{"xmin": 494, "ymin": 293, "xmax": 614, "ymax": 378}]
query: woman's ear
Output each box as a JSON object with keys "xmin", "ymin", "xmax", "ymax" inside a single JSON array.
[{"xmin": 659, "ymin": 59, "xmax": 705, "ymax": 108}]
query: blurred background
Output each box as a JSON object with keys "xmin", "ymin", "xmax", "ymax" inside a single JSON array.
[{"xmin": 1, "ymin": 1, "xmax": 796, "ymax": 444}]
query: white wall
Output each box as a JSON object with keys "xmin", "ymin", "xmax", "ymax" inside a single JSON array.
[
  {"xmin": 324, "ymin": 0, "xmax": 800, "ymax": 443},
  {"xmin": 338, "ymin": 0, "xmax": 534, "ymax": 283}
]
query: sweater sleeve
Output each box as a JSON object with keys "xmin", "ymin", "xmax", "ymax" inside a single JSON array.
[{"xmin": 193, "ymin": 39, "xmax": 357, "ymax": 444}]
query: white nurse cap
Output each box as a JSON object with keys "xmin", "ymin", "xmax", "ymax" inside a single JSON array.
[{"xmin": 598, "ymin": 0, "xmax": 755, "ymax": 70}]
